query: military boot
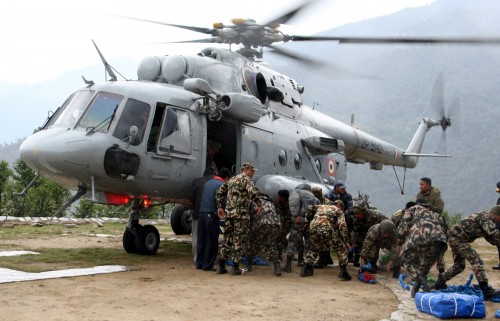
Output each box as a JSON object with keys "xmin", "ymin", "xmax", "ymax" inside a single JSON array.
[
  {"xmin": 216, "ymin": 258, "xmax": 227, "ymax": 274},
  {"xmin": 246, "ymin": 256, "xmax": 253, "ymax": 272},
  {"xmin": 392, "ymin": 265, "xmax": 401, "ymax": 279},
  {"xmin": 479, "ymin": 282, "xmax": 500, "ymax": 299},
  {"xmin": 433, "ymin": 274, "xmax": 448, "ymax": 290},
  {"xmin": 231, "ymin": 262, "xmax": 242, "ymax": 276},
  {"xmin": 338, "ymin": 264, "xmax": 352, "ymax": 281},
  {"xmin": 353, "ymin": 254, "xmax": 360, "ymax": 267},
  {"xmin": 300, "ymin": 263, "xmax": 314, "ymax": 277},
  {"xmin": 411, "ymin": 276, "xmax": 427, "ymax": 298},
  {"xmin": 324, "ymin": 252, "xmax": 334, "ymax": 265},
  {"xmin": 313, "ymin": 253, "xmax": 326, "ymax": 269},
  {"xmin": 274, "ymin": 260, "xmax": 282, "ymax": 276},
  {"xmin": 297, "ymin": 251, "xmax": 304, "ymax": 267},
  {"xmin": 284, "ymin": 255, "xmax": 293, "ymax": 273}
]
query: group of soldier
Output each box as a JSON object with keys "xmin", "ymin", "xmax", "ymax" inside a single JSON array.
[{"xmin": 191, "ymin": 163, "xmax": 500, "ymax": 300}]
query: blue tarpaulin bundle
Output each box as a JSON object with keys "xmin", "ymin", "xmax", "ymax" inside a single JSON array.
[{"xmin": 415, "ymin": 292, "xmax": 486, "ymax": 319}]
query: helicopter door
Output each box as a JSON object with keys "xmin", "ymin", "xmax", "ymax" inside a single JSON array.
[
  {"xmin": 206, "ymin": 119, "xmax": 238, "ymax": 174},
  {"xmin": 240, "ymin": 124, "xmax": 274, "ymax": 172}
]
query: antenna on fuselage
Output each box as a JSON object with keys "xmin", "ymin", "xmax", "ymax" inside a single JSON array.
[{"xmin": 92, "ymin": 40, "xmax": 117, "ymax": 82}]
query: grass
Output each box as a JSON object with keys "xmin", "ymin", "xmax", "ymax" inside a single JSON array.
[{"xmin": 0, "ymin": 222, "xmax": 189, "ymax": 273}]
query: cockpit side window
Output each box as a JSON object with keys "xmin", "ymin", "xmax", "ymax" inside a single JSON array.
[
  {"xmin": 51, "ymin": 90, "xmax": 95, "ymax": 128},
  {"xmin": 78, "ymin": 92, "xmax": 124, "ymax": 133},
  {"xmin": 112, "ymin": 98, "xmax": 150, "ymax": 146},
  {"xmin": 158, "ymin": 108, "xmax": 191, "ymax": 154}
]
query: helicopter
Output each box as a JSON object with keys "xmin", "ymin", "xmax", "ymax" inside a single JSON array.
[{"xmin": 18, "ymin": 1, "xmax": 500, "ymax": 255}]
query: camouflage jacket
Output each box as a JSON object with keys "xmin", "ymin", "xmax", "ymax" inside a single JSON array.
[
  {"xmin": 449, "ymin": 210, "xmax": 500, "ymax": 245},
  {"xmin": 276, "ymin": 201, "xmax": 291, "ymax": 227},
  {"xmin": 250, "ymin": 196, "xmax": 281, "ymax": 230},
  {"xmin": 306, "ymin": 205, "xmax": 349, "ymax": 243},
  {"xmin": 216, "ymin": 173, "xmax": 259, "ymax": 218},
  {"xmin": 351, "ymin": 209, "xmax": 386, "ymax": 244},
  {"xmin": 360, "ymin": 221, "xmax": 398, "ymax": 258},
  {"xmin": 391, "ymin": 209, "xmax": 405, "ymax": 229},
  {"xmin": 396, "ymin": 205, "xmax": 447, "ymax": 252},
  {"xmin": 416, "ymin": 186, "xmax": 444, "ymax": 214}
]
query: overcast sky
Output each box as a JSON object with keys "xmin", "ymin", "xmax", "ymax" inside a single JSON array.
[{"xmin": 0, "ymin": 0, "xmax": 435, "ymax": 85}]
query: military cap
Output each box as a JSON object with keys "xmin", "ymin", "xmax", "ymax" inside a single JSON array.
[
  {"xmin": 335, "ymin": 180, "xmax": 346, "ymax": 189},
  {"xmin": 380, "ymin": 220, "xmax": 395, "ymax": 234},
  {"xmin": 241, "ymin": 162, "xmax": 257, "ymax": 171},
  {"xmin": 491, "ymin": 205, "xmax": 500, "ymax": 216},
  {"xmin": 496, "ymin": 181, "xmax": 500, "ymax": 193}
]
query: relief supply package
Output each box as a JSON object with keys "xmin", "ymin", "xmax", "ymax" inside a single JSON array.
[{"xmin": 415, "ymin": 292, "xmax": 486, "ymax": 319}]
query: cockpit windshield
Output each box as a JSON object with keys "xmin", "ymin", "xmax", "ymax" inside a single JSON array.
[
  {"xmin": 51, "ymin": 90, "xmax": 95, "ymax": 128},
  {"xmin": 78, "ymin": 92, "xmax": 124, "ymax": 133}
]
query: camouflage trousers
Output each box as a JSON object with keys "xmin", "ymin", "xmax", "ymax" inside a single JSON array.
[
  {"xmin": 276, "ymin": 220, "xmax": 292, "ymax": 257},
  {"xmin": 400, "ymin": 241, "xmax": 447, "ymax": 280},
  {"xmin": 218, "ymin": 214, "xmax": 250, "ymax": 263},
  {"xmin": 286, "ymin": 223, "xmax": 309, "ymax": 256},
  {"xmin": 305, "ymin": 226, "xmax": 347, "ymax": 266},
  {"xmin": 246, "ymin": 224, "xmax": 280, "ymax": 261},
  {"xmin": 443, "ymin": 235, "xmax": 487, "ymax": 283}
]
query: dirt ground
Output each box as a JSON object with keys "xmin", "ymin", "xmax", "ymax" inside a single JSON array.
[{"xmin": 1, "ymin": 231, "xmax": 500, "ymax": 321}]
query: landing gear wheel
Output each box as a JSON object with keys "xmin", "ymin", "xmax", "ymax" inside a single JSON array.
[
  {"xmin": 122, "ymin": 228, "xmax": 137, "ymax": 253},
  {"xmin": 170, "ymin": 205, "xmax": 192, "ymax": 235},
  {"xmin": 135, "ymin": 225, "xmax": 160, "ymax": 255}
]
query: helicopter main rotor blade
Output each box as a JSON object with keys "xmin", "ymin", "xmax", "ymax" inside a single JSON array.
[
  {"xmin": 287, "ymin": 35, "xmax": 500, "ymax": 45},
  {"xmin": 267, "ymin": 45, "xmax": 322, "ymax": 67},
  {"xmin": 265, "ymin": 0, "xmax": 317, "ymax": 26},
  {"xmin": 120, "ymin": 16, "xmax": 216, "ymax": 35},
  {"xmin": 164, "ymin": 37, "xmax": 222, "ymax": 44}
]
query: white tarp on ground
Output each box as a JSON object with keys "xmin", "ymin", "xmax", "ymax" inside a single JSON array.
[
  {"xmin": 0, "ymin": 250, "xmax": 39, "ymax": 257},
  {"xmin": 0, "ymin": 265, "xmax": 128, "ymax": 284}
]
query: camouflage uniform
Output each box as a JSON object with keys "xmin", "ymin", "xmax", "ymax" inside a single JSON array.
[
  {"xmin": 416, "ymin": 186, "xmax": 445, "ymax": 214},
  {"xmin": 351, "ymin": 208, "xmax": 386, "ymax": 249},
  {"xmin": 442, "ymin": 210, "xmax": 500, "ymax": 284},
  {"xmin": 360, "ymin": 220, "xmax": 399, "ymax": 267},
  {"xmin": 304, "ymin": 205, "xmax": 349, "ymax": 266},
  {"xmin": 396, "ymin": 204, "xmax": 448, "ymax": 281},
  {"xmin": 276, "ymin": 200, "xmax": 292, "ymax": 259},
  {"xmin": 216, "ymin": 172, "xmax": 259, "ymax": 264},
  {"xmin": 246, "ymin": 194, "xmax": 281, "ymax": 265},
  {"xmin": 391, "ymin": 209, "xmax": 405, "ymax": 229}
]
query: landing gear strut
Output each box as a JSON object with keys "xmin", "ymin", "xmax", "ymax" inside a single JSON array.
[{"xmin": 122, "ymin": 199, "xmax": 160, "ymax": 255}]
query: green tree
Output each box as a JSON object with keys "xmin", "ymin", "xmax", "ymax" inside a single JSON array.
[
  {"xmin": 0, "ymin": 160, "xmax": 12, "ymax": 215},
  {"xmin": 4, "ymin": 159, "xmax": 71, "ymax": 217},
  {"xmin": 74, "ymin": 199, "xmax": 95, "ymax": 218},
  {"xmin": 443, "ymin": 210, "xmax": 463, "ymax": 228}
]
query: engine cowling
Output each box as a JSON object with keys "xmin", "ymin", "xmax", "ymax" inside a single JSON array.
[{"xmin": 220, "ymin": 93, "xmax": 263, "ymax": 123}]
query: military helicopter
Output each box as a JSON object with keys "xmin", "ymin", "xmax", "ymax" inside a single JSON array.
[{"xmin": 19, "ymin": 1, "xmax": 500, "ymax": 255}]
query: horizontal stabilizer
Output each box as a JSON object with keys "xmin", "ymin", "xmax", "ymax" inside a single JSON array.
[{"xmin": 403, "ymin": 152, "xmax": 451, "ymax": 157}]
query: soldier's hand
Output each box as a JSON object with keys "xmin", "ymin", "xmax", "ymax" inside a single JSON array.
[
  {"xmin": 344, "ymin": 242, "xmax": 350, "ymax": 249},
  {"xmin": 295, "ymin": 216, "xmax": 302, "ymax": 224},
  {"xmin": 256, "ymin": 206, "xmax": 262, "ymax": 215},
  {"xmin": 217, "ymin": 208, "xmax": 225, "ymax": 219}
]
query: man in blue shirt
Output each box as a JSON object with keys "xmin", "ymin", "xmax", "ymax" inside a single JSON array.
[{"xmin": 196, "ymin": 167, "xmax": 231, "ymax": 272}]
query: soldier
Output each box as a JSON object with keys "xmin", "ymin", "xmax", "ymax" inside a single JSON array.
[
  {"xmin": 360, "ymin": 220, "xmax": 400, "ymax": 278},
  {"xmin": 494, "ymin": 181, "xmax": 500, "ymax": 270},
  {"xmin": 284, "ymin": 184, "xmax": 319, "ymax": 273},
  {"xmin": 350, "ymin": 204, "xmax": 386, "ymax": 267},
  {"xmin": 216, "ymin": 162, "xmax": 259, "ymax": 275},
  {"xmin": 276, "ymin": 189, "xmax": 291, "ymax": 261},
  {"xmin": 311, "ymin": 186, "xmax": 334, "ymax": 268},
  {"xmin": 434, "ymin": 206, "xmax": 500, "ymax": 299},
  {"xmin": 416, "ymin": 177, "xmax": 445, "ymax": 214},
  {"xmin": 391, "ymin": 201, "xmax": 416, "ymax": 229},
  {"xmin": 397, "ymin": 200, "xmax": 448, "ymax": 298},
  {"xmin": 301, "ymin": 204, "xmax": 351, "ymax": 280},
  {"xmin": 245, "ymin": 192, "xmax": 282, "ymax": 276}
]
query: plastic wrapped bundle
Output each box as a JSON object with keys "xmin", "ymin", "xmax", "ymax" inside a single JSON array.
[{"xmin": 415, "ymin": 292, "xmax": 486, "ymax": 319}]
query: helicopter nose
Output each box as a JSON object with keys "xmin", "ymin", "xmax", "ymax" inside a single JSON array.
[{"xmin": 20, "ymin": 128, "xmax": 95, "ymax": 181}]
